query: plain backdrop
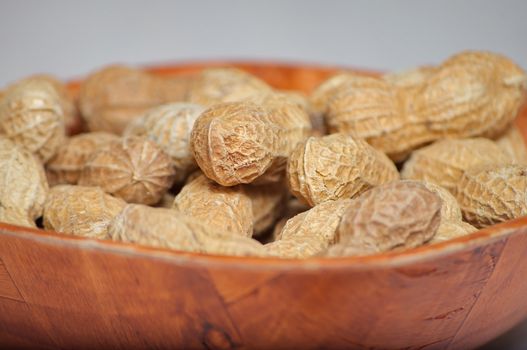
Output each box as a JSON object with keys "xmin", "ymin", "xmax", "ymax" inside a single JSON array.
[{"xmin": 0, "ymin": 0, "xmax": 526, "ymax": 86}]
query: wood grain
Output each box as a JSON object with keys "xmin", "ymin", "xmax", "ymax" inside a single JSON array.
[{"xmin": 1, "ymin": 61, "xmax": 527, "ymax": 349}]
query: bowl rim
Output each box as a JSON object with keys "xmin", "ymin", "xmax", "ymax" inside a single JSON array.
[{"xmin": 2, "ymin": 59, "xmax": 526, "ymax": 271}]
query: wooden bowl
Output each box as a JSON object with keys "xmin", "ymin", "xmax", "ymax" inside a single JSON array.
[{"xmin": 1, "ymin": 61, "xmax": 527, "ymax": 349}]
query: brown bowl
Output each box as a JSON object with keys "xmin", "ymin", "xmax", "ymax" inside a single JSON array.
[{"xmin": 1, "ymin": 61, "xmax": 527, "ymax": 349}]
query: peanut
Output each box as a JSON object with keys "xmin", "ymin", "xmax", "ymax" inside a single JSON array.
[
  {"xmin": 0, "ymin": 79, "xmax": 65, "ymax": 162},
  {"xmin": 429, "ymin": 220, "xmax": 477, "ymax": 244},
  {"xmin": 173, "ymin": 174, "xmax": 254, "ymax": 237},
  {"xmin": 43, "ymin": 185, "xmax": 126, "ymax": 239},
  {"xmin": 245, "ymin": 182, "xmax": 287, "ymax": 236},
  {"xmin": 46, "ymin": 132, "xmax": 120, "ymax": 185},
  {"xmin": 287, "ymin": 133, "xmax": 399, "ymax": 206},
  {"xmin": 325, "ymin": 181, "xmax": 441, "ymax": 257},
  {"xmin": 0, "ymin": 137, "xmax": 49, "ymax": 227},
  {"xmin": 190, "ymin": 102, "xmax": 281, "ymax": 186},
  {"xmin": 187, "ymin": 68, "xmax": 272, "ymax": 106},
  {"xmin": 456, "ymin": 164, "xmax": 527, "ymax": 228},
  {"xmin": 123, "ymin": 102, "xmax": 205, "ymax": 183},
  {"xmin": 79, "ymin": 137, "xmax": 175, "ymax": 205},
  {"xmin": 496, "ymin": 125, "xmax": 527, "ymax": 164},
  {"xmin": 323, "ymin": 51, "xmax": 527, "ymax": 161},
  {"xmin": 109, "ymin": 204, "xmax": 266, "ymax": 256},
  {"xmin": 265, "ymin": 199, "xmax": 351, "ymax": 258},
  {"xmin": 401, "ymin": 138, "xmax": 512, "ymax": 194},
  {"xmin": 79, "ymin": 65, "xmax": 186, "ymax": 134}
]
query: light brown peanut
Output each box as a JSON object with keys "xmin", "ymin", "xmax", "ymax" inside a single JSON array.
[
  {"xmin": 325, "ymin": 181, "xmax": 441, "ymax": 257},
  {"xmin": 109, "ymin": 204, "xmax": 266, "ymax": 256},
  {"xmin": 173, "ymin": 174, "xmax": 254, "ymax": 237},
  {"xmin": 401, "ymin": 138, "xmax": 512, "ymax": 194},
  {"xmin": 323, "ymin": 51, "xmax": 527, "ymax": 161},
  {"xmin": 0, "ymin": 137, "xmax": 49, "ymax": 227},
  {"xmin": 79, "ymin": 137, "xmax": 175, "ymax": 204},
  {"xmin": 429, "ymin": 220, "xmax": 478, "ymax": 244},
  {"xmin": 456, "ymin": 165, "xmax": 527, "ymax": 228},
  {"xmin": 265, "ymin": 199, "xmax": 352, "ymax": 258},
  {"xmin": 43, "ymin": 185, "xmax": 126, "ymax": 239},
  {"xmin": 46, "ymin": 132, "xmax": 120, "ymax": 185},
  {"xmin": 245, "ymin": 182, "xmax": 287, "ymax": 236},
  {"xmin": 496, "ymin": 125, "xmax": 527, "ymax": 164},
  {"xmin": 123, "ymin": 102, "xmax": 205, "ymax": 182},
  {"xmin": 0, "ymin": 79, "xmax": 65, "ymax": 162},
  {"xmin": 79, "ymin": 65, "xmax": 187, "ymax": 134},
  {"xmin": 187, "ymin": 67, "xmax": 272, "ymax": 106},
  {"xmin": 287, "ymin": 133, "xmax": 399, "ymax": 206}
]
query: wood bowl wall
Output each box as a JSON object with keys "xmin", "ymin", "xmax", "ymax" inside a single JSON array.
[{"xmin": 1, "ymin": 61, "xmax": 527, "ymax": 350}]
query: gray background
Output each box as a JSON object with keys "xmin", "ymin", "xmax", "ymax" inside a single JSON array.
[{"xmin": 0, "ymin": 0, "xmax": 526, "ymax": 86}]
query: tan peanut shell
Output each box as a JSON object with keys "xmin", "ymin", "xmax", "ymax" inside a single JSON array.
[
  {"xmin": 413, "ymin": 51, "xmax": 527, "ymax": 140},
  {"xmin": 109, "ymin": 204, "xmax": 266, "ymax": 257},
  {"xmin": 191, "ymin": 102, "xmax": 281, "ymax": 186},
  {"xmin": 265, "ymin": 199, "xmax": 352, "ymax": 258},
  {"xmin": 420, "ymin": 181, "xmax": 462, "ymax": 222},
  {"xmin": 324, "ymin": 51, "xmax": 527, "ymax": 161},
  {"xmin": 0, "ymin": 137, "xmax": 49, "ymax": 227},
  {"xmin": 173, "ymin": 174, "xmax": 254, "ymax": 237},
  {"xmin": 287, "ymin": 133, "xmax": 399, "ymax": 206},
  {"xmin": 0, "ymin": 79, "xmax": 65, "ymax": 162},
  {"xmin": 14, "ymin": 75, "xmax": 79, "ymax": 134},
  {"xmin": 382, "ymin": 66, "xmax": 436, "ymax": 91},
  {"xmin": 401, "ymin": 138, "xmax": 512, "ymax": 194},
  {"xmin": 43, "ymin": 185, "xmax": 126, "ymax": 239},
  {"xmin": 271, "ymin": 198, "xmax": 310, "ymax": 241},
  {"xmin": 123, "ymin": 102, "xmax": 205, "ymax": 182},
  {"xmin": 326, "ymin": 181, "xmax": 441, "ymax": 257},
  {"xmin": 496, "ymin": 125, "xmax": 527, "ymax": 164},
  {"xmin": 244, "ymin": 182, "xmax": 286, "ymax": 236},
  {"xmin": 309, "ymin": 71, "xmax": 357, "ymax": 118},
  {"xmin": 46, "ymin": 132, "xmax": 120, "ymax": 185},
  {"xmin": 79, "ymin": 137, "xmax": 175, "ymax": 205},
  {"xmin": 156, "ymin": 193, "xmax": 175, "ymax": 208},
  {"xmin": 429, "ymin": 220, "xmax": 478, "ymax": 244},
  {"xmin": 456, "ymin": 165, "xmax": 527, "ymax": 228},
  {"xmin": 79, "ymin": 65, "xmax": 186, "ymax": 134},
  {"xmin": 187, "ymin": 68, "xmax": 272, "ymax": 106}
]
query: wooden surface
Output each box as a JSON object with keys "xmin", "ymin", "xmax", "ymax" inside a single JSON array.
[{"xmin": 1, "ymin": 61, "xmax": 527, "ymax": 349}]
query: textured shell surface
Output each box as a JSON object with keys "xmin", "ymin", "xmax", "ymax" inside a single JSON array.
[
  {"xmin": 109, "ymin": 204, "xmax": 265, "ymax": 256},
  {"xmin": 496, "ymin": 125, "xmax": 527, "ymax": 165},
  {"xmin": 309, "ymin": 71, "xmax": 358, "ymax": 117},
  {"xmin": 46, "ymin": 132, "xmax": 120, "ymax": 185},
  {"xmin": 412, "ymin": 51, "xmax": 527, "ymax": 139},
  {"xmin": 287, "ymin": 133, "xmax": 399, "ymax": 206},
  {"xmin": 429, "ymin": 220, "xmax": 477, "ymax": 244},
  {"xmin": 244, "ymin": 182, "xmax": 287, "ymax": 236},
  {"xmin": 187, "ymin": 67, "xmax": 272, "ymax": 106},
  {"xmin": 326, "ymin": 181, "xmax": 441, "ymax": 256},
  {"xmin": 124, "ymin": 102, "xmax": 205, "ymax": 182},
  {"xmin": 266, "ymin": 199, "xmax": 352, "ymax": 258},
  {"xmin": 79, "ymin": 137, "xmax": 176, "ymax": 204},
  {"xmin": 173, "ymin": 174, "xmax": 254, "ymax": 237},
  {"xmin": 79, "ymin": 65, "xmax": 183, "ymax": 134},
  {"xmin": 0, "ymin": 79, "xmax": 65, "ymax": 162},
  {"xmin": 401, "ymin": 137, "xmax": 512, "ymax": 194},
  {"xmin": 191, "ymin": 102, "xmax": 280, "ymax": 186},
  {"xmin": 43, "ymin": 185, "xmax": 126, "ymax": 239},
  {"xmin": 0, "ymin": 136, "xmax": 49, "ymax": 227},
  {"xmin": 456, "ymin": 164, "xmax": 527, "ymax": 228}
]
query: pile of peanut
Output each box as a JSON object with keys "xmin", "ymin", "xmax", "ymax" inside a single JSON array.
[{"xmin": 1, "ymin": 51, "xmax": 526, "ymax": 258}]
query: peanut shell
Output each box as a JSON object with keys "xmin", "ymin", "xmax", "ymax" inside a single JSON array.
[
  {"xmin": 173, "ymin": 174, "xmax": 254, "ymax": 237},
  {"xmin": 429, "ymin": 220, "xmax": 478, "ymax": 244},
  {"xmin": 456, "ymin": 165, "xmax": 527, "ymax": 228},
  {"xmin": 43, "ymin": 185, "xmax": 126, "ymax": 239},
  {"xmin": 287, "ymin": 133, "xmax": 399, "ymax": 206},
  {"xmin": 187, "ymin": 68, "xmax": 272, "ymax": 106},
  {"xmin": 0, "ymin": 79, "xmax": 65, "ymax": 162},
  {"xmin": 496, "ymin": 125, "xmax": 527, "ymax": 164},
  {"xmin": 109, "ymin": 204, "xmax": 266, "ymax": 257},
  {"xmin": 326, "ymin": 181, "xmax": 441, "ymax": 256},
  {"xmin": 46, "ymin": 132, "xmax": 120, "ymax": 185},
  {"xmin": 123, "ymin": 102, "xmax": 205, "ymax": 182},
  {"xmin": 245, "ymin": 182, "xmax": 286, "ymax": 236},
  {"xmin": 401, "ymin": 138, "xmax": 512, "ymax": 194},
  {"xmin": 79, "ymin": 137, "xmax": 175, "ymax": 205},
  {"xmin": 0, "ymin": 137, "xmax": 49, "ymax": 227}
]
